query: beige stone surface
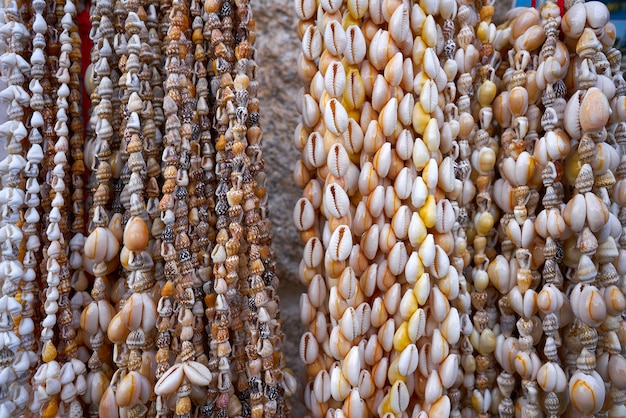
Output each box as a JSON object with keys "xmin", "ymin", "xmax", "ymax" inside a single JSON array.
[{"xmin": 253, "ymin": 0, "xmax": 514, "ymax": 414}]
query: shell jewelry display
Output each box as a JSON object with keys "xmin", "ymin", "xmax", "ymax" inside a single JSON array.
[
  {"xmin": 0, "ymin": 0, "xmax": 295, "ymax": 416},
  {"xmin": 293, "ymin": 0, "xmax": 626, "ymax": 417},
  {"xmin": 1, "ymin": 0, "xmax": 626, "ymax": 417}
]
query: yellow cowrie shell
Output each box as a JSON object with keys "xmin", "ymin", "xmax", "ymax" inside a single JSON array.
[
  {"xmin": 405, "ymin": 251, "xmax": 424, "ymax": 285},
  {"xmin": 302, "ymin": 93, "xmax": 321, "ymax": 128},
  {"xmin": 408, "ymin": 307, "xmax": 426, "ymax": 342},
  {"xmin": 569, "ymin": 370, "xmax": 605, "ymax": 416},
  {"xmin": 412, "ymin": 102, "xmax": 430, "ymax": 135},
  {"xmin": 305, "ymin": 131, "xmax": 326, "ymax": 168},
  {"xmin": 413, "ymin": 272, "xmax": 431, "ymax": 307},
  {"xmin": 420, "ymin": 80, "xmax": 439, "ymax": 114},
  {"xmin": 344, "ymin": 70, "xmax": 366, "ymax": 111},
  {"xmin": 347, "ymin": 0, "xmax": 368, "ymax": 19},
  {"xmin": 325, "ymin": 98, "xmax": 349, "ymax": 136},
  {"xmin": 420, "ymin": 196, "xmax": 437, "ymax": 229},
  {"xmin": 384, "ymin": 52, "xmax": 404, "ymax": 88},
  {"xmin": 325, "ymin": 20, "xmax": 347, "ymax": 57},
  {"xmin": 302, "ymin": 25, "xmax": 323, "ymax": 60},
  {"xmin": 399, "ymin": 289, "xmax": 418, "ymax": 320},
  {"xmin": 325, "ymin": 62, "xmax": 346, "ymax": 99},
  {"xmin": 422, "ymin": 159, "xmax": 439, "ymax": 192},
  {"xmin": 423, "ymin": 118, "xmax": 440, "ymax": 153},
  {"xmin": 421, "ymin": 15, "xmax": 437, "ymax": 47},
  {"xmin": 363, "ymin": 120, "xmax": 385, "ymax": 154},
  {"xmin": 379, "ymin": 97, "xmax": 398, "ymax": 137},
  {"xmin": 385, "ymin": 380, "xmax": 409, "ymax": 415}
]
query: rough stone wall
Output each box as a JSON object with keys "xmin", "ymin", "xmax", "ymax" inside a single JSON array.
[{"xmin": 253, "ymin": 1, "xmax": 514, "ymax": 414}]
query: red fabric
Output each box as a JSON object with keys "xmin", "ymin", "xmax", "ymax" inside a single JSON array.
[
  {"xmin": 77, "ymin": 3, "xmax": 92, "ymax": 136},
  {"xmin": 558, "ymin": 0, "xmax": 565, "ymax": 15},
  {"xmin": 531, "ymin": 0, "xmax": 536, "ymax": 8}
]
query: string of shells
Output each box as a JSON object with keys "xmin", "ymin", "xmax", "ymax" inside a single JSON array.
[
  {"xmin": 0, "ymin": 0, "xmax": 294, "ymax": 417},
  {"xmin": 293, "ymin": 0, "xmax": 626, "ymax": 417}
]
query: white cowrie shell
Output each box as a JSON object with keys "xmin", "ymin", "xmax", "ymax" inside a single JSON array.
[
  {"xmin": 302, "ymin": 93, "xmax": 321, "ymax": 128},
  {"xmin": 154, "ymin": 363, "xmax": 184, "ymax": 396},
  {"xmin": 412, "ymin": 138, "xmax": 430, "ymax": 170},
  {"xmin": 344, "ymin": 25, "xmax": 367, "ymax": 65},
  {"xmin": 300, "ymin": 332, "xmax": 319, "ymax": 364},
  {"xmin": 367, "ymin": 185, "xmax": 385, "ymax": 217},
  {"xmin": 325, "ymin": 61, "xmax": 346, "ymax": 98},
  {"xmin": 307, "ymin": 274, "xmax": 327, "ymax": 308},
  {"xmin": 325, "ymin": 20, "xmax": 347, "ymax": 56},
  {"xmin": 302, "ymin": 25, "xmax": 323, "ymax": 61},
  {"xmin": 438, "ymin": 156, "xmax": 455, "ymax": 193},
  {"xmin": 394, "ymin": 167, "xmax": 413, "ymax": 200},
  {"xmin": 324, "ymin": 183, "xmax": 350, "ymax": 218},
  {"xmin": 324, "ymin": 98, "xmax": 349, "ymax": 135},
  {"xmin": 423, "ymin": 48, "xmax": 440, "ymax": 79},
  {"xmin": 425, "ymin": 370, "xmax": 442, "ymax": 405},
  {"xmin": 420, "ymin": 79, "xmax": 439, "ymax": 113},
  {"xmin": 388, "ymin": 242, "xmax": 408, "ymax": 276},
  {"xmin": 435, "ymin": 199, "xmax": 455, "ymax": 233},
  {"xmin": 439, "ymin": 353, "xmax": 459, "ymax": 389},
  {"xmin": 384, "ymin": 52, "xmax": 404, "ymax": 87},
  {"xmin": 321, "ymin": 0, "xmax": 342, "ymax": 12},
  {"xmin": 328, "ymin": 225, "xmax": 353, "ymax": 261},
  {"xmin": 392, "ymin": 205, "xmax": 411, "ymax": 240},
  {"xmin": 389, "ymin": 4, "xmax": 410, "ymax": 44},
  {"xmin": 342, "ymin": 346, "xmax": 361, "ymax": 387},
  {"xmin": 304, "ymin": 132, "xmax": 326, "ymax": 168},
  {"xmin": 293, "ymin": 197, "xmax": 315, "ymax": 231},
  {"xmin": 303, "ymin": 237, "xmax": 324, "ymax": 269},
  {"xmin": 330, "ymin": 363, "xmax": 351, "ymax": 401},
  {"xmin": 396, "ymin": 129, "xmax": 413, "ymax": 161},
  {"xmin": 327, "ymin": 143, "xmax": 350, "ymax": 178},
  {"xmin": 372, "ymin": 74, "xmax": 392, "ymax": 112},
  {"xmin": 294, "ymin": 0, "xmax": 317, "ymax": 20},
  {"xmin": 314, "ymin": 370, "xmax": 331, "ymax": 403},
  {"xmin": 398, "ymin": 93, "xmax": 414, "ymax": 127},
  {"xmin": 340, "ymin": 307, "xmax": 360, "ymax": 341},
  {"xmin": 343, "ymin": 118, "xmax": 364, "ymax": 155},
  {"xmin": 423, "ymin": 158, "xmax": 439, "ymax": 191},
  {"xmin": 379, "ymin": 97, "xmax": 398, "ymax": 137}
]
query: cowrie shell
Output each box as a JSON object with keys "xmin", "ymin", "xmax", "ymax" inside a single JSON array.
[
  {"xmin": 328, "ymin": 225, "xmax": 353, "ymax": 261},
  {"xmin": 303, "ymin": 237, "xmax": 324, "ymax": 268},
  {"xmin": 324, "ymin": 98, "xmax": 349, "ymax": 135},
  {"xmin": 324, "ymin": 20, "xmax": 347, "ymax": 56},
  {"xmin": 295, "ymin": 0, "xmax": 317, "ymax": 20},
  {"xmin": 302, "ymin": 25, "xmax": 323, "ymax": 60},
  {"xmin": 294, "ymin": 198, "xmax": 315, "ymax": 231},
  {"xmin": 344, "ymin": 25, "xmax": 367, "ymax": 65},
  {"xmin": 324, "ymin": 183, "xmax": 350, "ymax": 218},
  {"xmin": 325, "ymin": 61, "xmax": 346, "ymax": 98},
  {"xmin": 320, "ymin": 0, "xmax": 342, "ymax": 12}
]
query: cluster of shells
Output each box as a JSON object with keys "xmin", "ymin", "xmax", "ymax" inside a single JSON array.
[
  {"xmin": 0, "ymin": 0, "xmax": 295, "ymax": 417},
  {"xmin": 293, "ymin": 0, "xmax": 626, "ymax": 417}
]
